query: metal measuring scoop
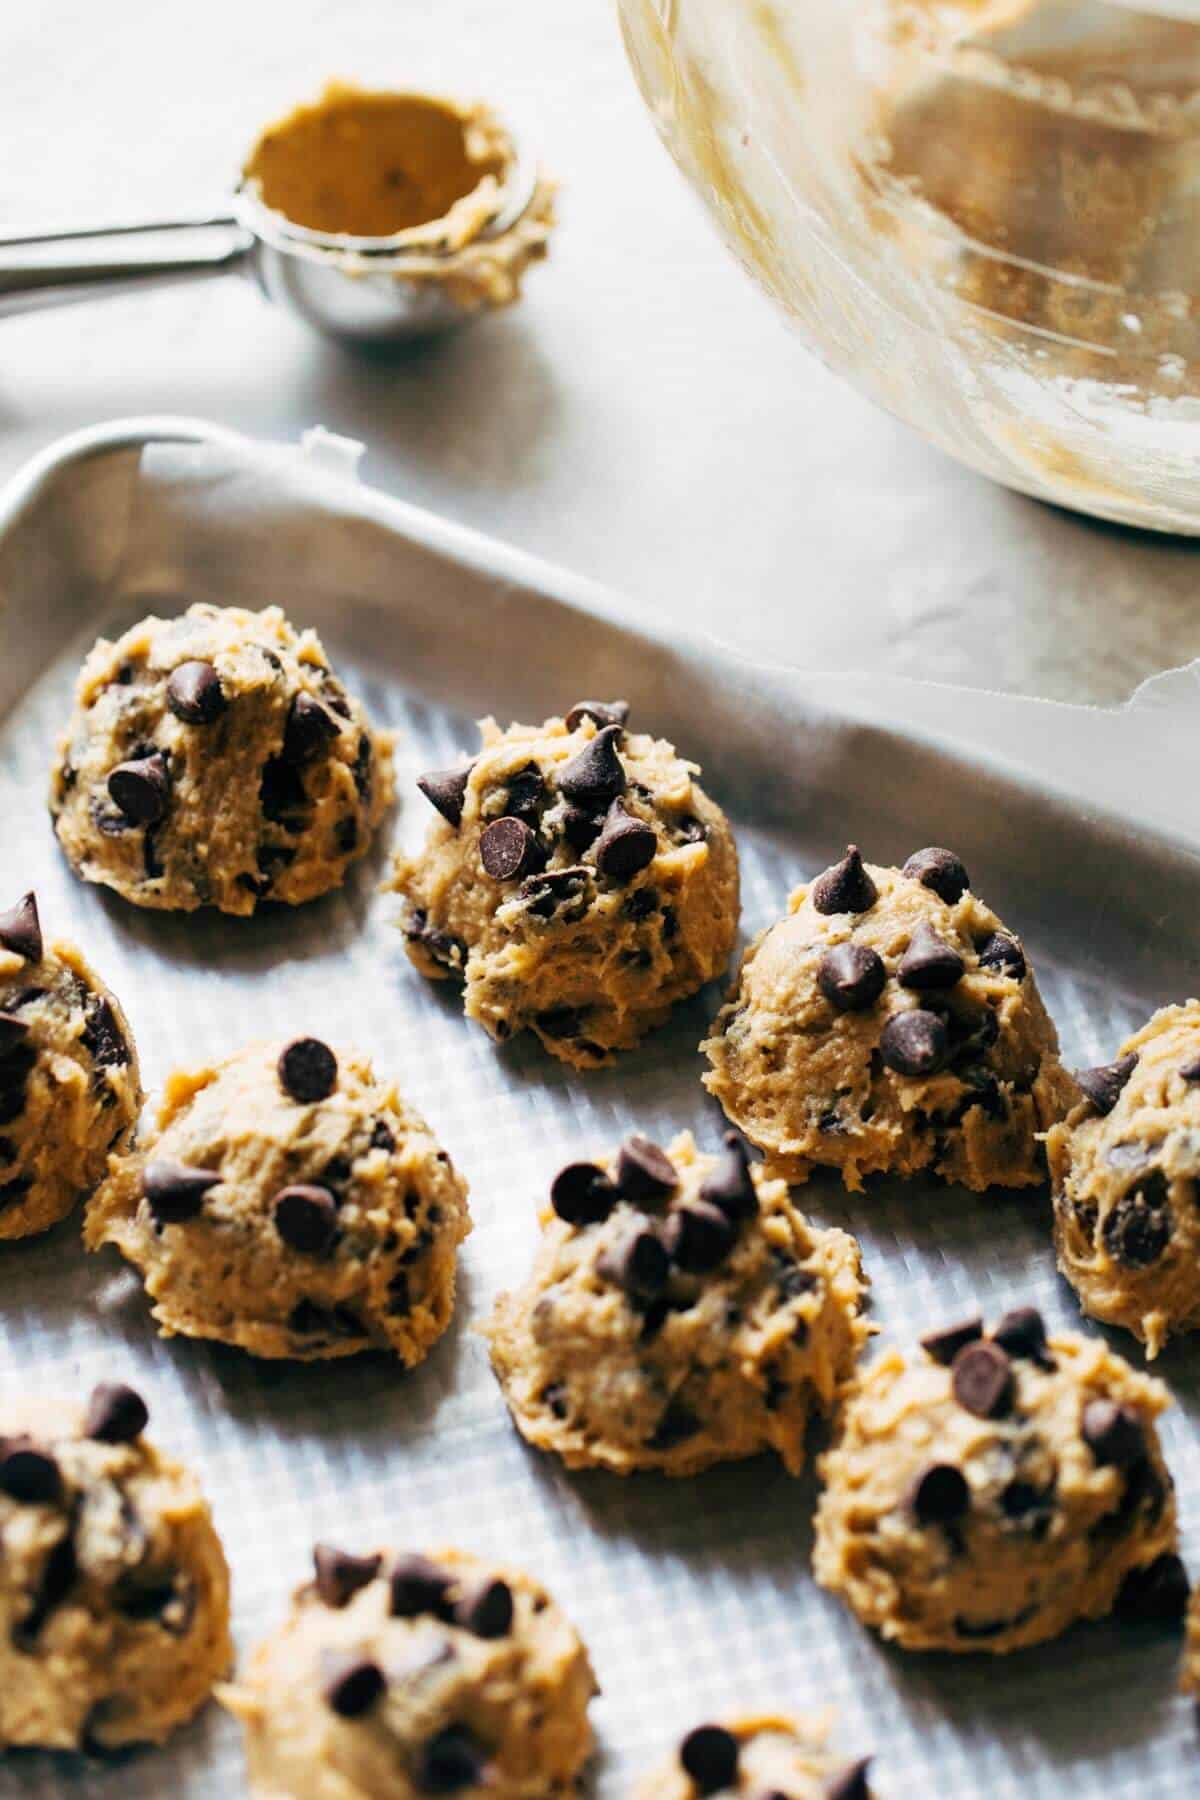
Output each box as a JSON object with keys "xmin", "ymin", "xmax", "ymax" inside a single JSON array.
[{"xmin": 0, "ymin": 139, "xmax": 540, "ymax": 345}]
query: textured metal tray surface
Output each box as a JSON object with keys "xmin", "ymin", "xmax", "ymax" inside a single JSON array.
[{"xmin": 0, "ymin": 423, "xmax": 1197, "ymax": 1799}]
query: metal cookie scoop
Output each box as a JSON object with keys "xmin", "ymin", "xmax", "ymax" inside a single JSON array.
[{"xmin": 0, "ymin": 138, "xmax": 540, "ymax": 346}]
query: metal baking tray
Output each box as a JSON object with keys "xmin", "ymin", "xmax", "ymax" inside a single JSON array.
[{"xmin": 1, "ymin": 419, "xmax": 1198, "ymax": 1798}]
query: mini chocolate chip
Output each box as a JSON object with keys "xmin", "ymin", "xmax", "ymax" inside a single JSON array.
[
  {"xmin": 322, "ymin": 1652, "xmax": 385, "ymax": 1717},
  {"xmin": 615, "ymin": 1134, "xmax": 677, "ymax": 1203},
  {"xmin": 1077, "ymin": 1055, "xmax": 1137, "ymax": 1117},
  {"xmin": 0, "ymin": 1440, "xmax": 61, "ymax": 1505},
  {"xmin": 680, "ymin": 1723, "xmax": 740, "ymax": 1793},
  {"xmin": 143, "ymin": 1161, "xmax": 222, "ymax": 1223},
  {"xmin": 278, "ymin": 1037, "xmax": 338, "ymax": 1103},
  {"xmin": 1179, "ymin": 1056, "xmax": 1200, "ymax": 1083},
  {"xmin": 665, "ymin": 1200, "xmax": 735, "ymax": 1273},
  {"xmin": 352, "ymin": 734, "xmax": 373, "ymax": 803},
  {"xmin": 903, "ymin": 846, "xmax": 969, "ymax": 904},
  {"xmin": 0, "ymin": 1176, "xmax": 31, "ymax": 1209},
  {"xmin": 550, "ymin": 1162, "xmax": 618, "ymax": 1226},
  {"xmin": 417, "ymin": 764, "xmax": 473, "ymax": 828},
  {"xmin": 920, "ymin": 1317, "xmax": 983, "ymax": 1364},
  {"xmin": 84, "ymin": 1383, "xmax": 148, "ymax": 1445},
  {"xmin": 952, "ymin": 1340, "xmax": 1014, "ymax": 1419},
  {"xmin": 0, "ymin": 1015, "xmax": 29, "ymax": 1057},
  {"xmin": 825, "ymin": 1757, "xmax": 873, "ymax": 1800},
  {"xmin": 273, "ymin": 1185, "xmax": 338, "ymax": 1256},
  {"xmin": 1082, "ymin": 1399, "xmax": 1147, "ymax": 1467},
  {"xmin": 390, "ymin": 1554, "xmax": 453, "ymax": 1618},
  {"xmin": 880, "ymin": 1010, "xmax": 948, "ymax": 1077},
  {"xmin": 1115, "ymin": 1552, "xmax": 1189, "ymax": 1624},
  {"xmin": 403, "ymin": 908, "xmax": 466, "ymax": 974},
  {"xmin": 284, "ymin": 692, "xmax": 341, "ymax": 764},
  {"xmin": 1103, "ymin": 1179, "xmax": 1171, "ymax": 1268},
  {"xmin": 598, "ymin": 1225, "xmax": 670, "ymax": 1299},
  {"xmin": 899, "ymin": 923, "xmax": 965, "ymax": 992},
  {"xmin": 648, "ymin": 1398, "xmax": 701, "ymax": 1449},
  {"xmin": 107, "ymin": 754, "xmax": 170, "ymax": 826},
  {"xmin": 260, "ymin": 756, "xmax": 308, "ymax": 824},
  {"xmin": 810, "ymin": 846, "xmax": 878, "ymax": 916},
  {"xmin": 910, "ymin": 1461, "xmax": 970, "ymax": 1525},
  {"xmin": 565, "ymin": 699, "xmax": 629, "ymax": 732},
  {"xmin": 976, "ymin": 930, "xmax": 1026, "ymax": 981},
  {"xmin": 521, "ymin": 866, "xmax": 590, "ymax": 919},
  {"xmin": 371, "ymin": 1119, "xmax": 395, "ymax": 1152},
  {"xmin": 593, "ymin": 801, "xmax": 657, "ymax": 881},
  {"xmin": 0, "ymin": 892, "xmax": 41, "ymax": 964},
  {"xmin": 313, "ymin": 1544, "xmax": 382, "ymax": 1609},
  {"xmin": 479, "ymin": 816, "xmax": 543, "ymax": 881},
  {"xmin": 166, "ymin": 660, "xmax": 226, "ymax": 724},
  {"xmin": 454, "ymin": 1576, "xmax": 513, "ymax": 1638},
  {"xmin": 82, "ymin": 996, "xmax": 129, "ymax": 1069},
  {"xmin": 699, "ymin": 1132, "xmax": 758, "ymax": 1221},
  {"xmin": 817, "ymin": 942, "xmax": 886, "ymax": 1012},
  {"xmin": 556, "ymin": 724, "xmax": 626, "ymax": 810},
  {"xmin": 991, "ymin": 1306, "xmax": 1053, "ymax": 1368},
  {"xmin": 417, "ymin": 1724, "xmax": 486, "ymax": 1793}
]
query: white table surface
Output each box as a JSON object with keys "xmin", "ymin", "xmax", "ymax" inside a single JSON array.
[{"xmin": 2, "ymin": 0, "xmax": 1198, "ymax": 705}]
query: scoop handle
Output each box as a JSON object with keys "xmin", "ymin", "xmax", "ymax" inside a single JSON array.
[{"xmin": 0, "ymin": 214, "xmax": 253, "ymax": 318}]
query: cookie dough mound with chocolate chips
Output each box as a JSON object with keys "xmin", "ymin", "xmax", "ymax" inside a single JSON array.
[
  {"xmin": 702, "ymin": 846, "xmax": 1076, "ymax": 1190},
  {"xmin": 85, "ymin": 1038, "xmax": 469, "ymax": 1361},
  {"xmin": 221, "ymin": 1545, "xmax": 597, "ymax": 1799},
  {"xmin": 636, "ymin": 1715, "xmax": 873, "ymax": 1800},
  {"xmin": 1048, "ymin": 1002, "xmax": 1200, "ymax": 1359},
  {"xmin": 50, "ymin": 603, "xmax": 394, "ymax": 915},
  {"xmin": 0, "ymin": 1384, "xmax": 231, "ymax": 1751},
  {"xmin": 813, "ymin": 1308, "xmax": 1186, "ymax": 1654},
  {"xmin": 484, "ymin": 1130, "xmax": 868, "ymax": 1476},
  {"xmin": 390, "ymin": 702, "xmax": 738, "ymax": 1068},
  {"xmin": 0, "ymin": 891, "xmax": 141, "ymax": 1239}
]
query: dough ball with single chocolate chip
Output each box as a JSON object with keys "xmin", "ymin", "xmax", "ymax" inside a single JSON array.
[
  {"xmin": 635, "ymin": 1714, "xmax": 874, "ymax": 1800},
  {"xmin": 49, "ymin": 603, "xmax": 394, "ymax": 914},
  {"xmin": 813, "ymin": 1311, "xmax": 1183, "ymax": 1653},
  {"xmin": 0, "ymin": 891, "xmax": 141, "ymax": 1239},
  {"xmin": 1048, "ymin": 1000, "xmax": 1200, "ymax": 1358},
  {"xmin": 484, "ymin": 1130, "xmax": 868, "ymax": 1476},
  {"xmin": 702, "ymin": 848, "xmax": 1076, "ymax": 1191},
  {"xmin": 0, "ymin": 1387, "xmax": 231, "ymax": 1751},
  {"xmin": 389, "ymin": 704, "xmax": 739, "ymax": 1068},
  {"xmin": 85, "ymin": 1040, "xmax": 469, "ymax": 1362},
  {"xmin": 220, "ymin": 1545, "xmax": 597, "ymax": 1800}
]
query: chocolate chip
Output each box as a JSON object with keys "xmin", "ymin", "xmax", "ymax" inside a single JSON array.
[
  {"xmin": 0, "ymin": 893, "xmax": 41, "ymax": 964},
  {"xmin": 287, "ymin": 1299, "xmax": 362, "ymax": 1340},
  {"xmin": 403, "ymin": 908, "xmax": 466, "ymax": 974},
  {"xmin": 648, "ymin": 1399, "xmax": 701, "ymax": 1449},
  {"xmin": 84, "ymin": 1383, "xmax": 148, "ymax": 1445},
  {"xmin": 82, "ymin": 996, "xmax": 128, "ymax": 1069},
  {"xmin": 0, "ymin": 1176, "xmax": 31, "ymax": 1209},
  {"xmin": 680, "ymin": 1723, "xmax": 740, "ymax": 1793},
  {"xmin": 810, "ymin": 846, "xmax": 877, "ymax": 916},
  {"xmin": 1082, "ymin": 1400, "xmax": 1147, "ymax": 1467},
  {"xmin": 273, "ymin": 1185, "xmax": 338, "ymax": 1256},
  {"xmin": 1179, "ymin": 1056, "xmax": 1200, "ymax": 1083},
  {"xmin": 537, "ymin": 1007, "xmax": 583, "ymax": 1039},
  {"xmin": 1103, "ymin": 1177, "xmax": 1171, "ymax": 1268},
  {"xmin": 556, "ymin": 724, "xmax": 626, "ymax": 810},
  {"xmin": 352, "ymin": 734, "xmax": 373, "ymax": 803},
  {"xmin": 817, "ymin": 942, "xmax": 886, "ymax": 1012},
  {"xmin": 0, "ymin": 1440, "xmax": 61, "ymax": 1504},
  {"xmin": 117, "ymin": 1573, "xmax": 195, "ymax": 1635},
  {"xmin": 107, "ymin": 754, "xmax": 170, "ymax": 826},
  {"xmin": 142, "ymin": 1161, "xmax": 222, "ymax": 1223},
  {"xmin": 283, "ymin": 692, "xmax": 340, "ymax": 764},
  {"xmin": 825, "ymin": 1757, "xmax": 873, "ymax": 1800},
  {"xmin": 278, "ymin": 1037, "xmax": 338, "ymax": 1103},
  {"xmin": 502, "ymin": 763, "xmax": 545, "ymax": 824},
  {"xmin": 417, "ymin": 764, "xmax": 473, "ymax": 828},
  {"xmin": 615, "ymin": 1135, "xmax": 677, "ymax": 1203},
  {"xmin": 0, "ymin": 1015, "xmax": 29, "ymax": 1058},
  {"xmin": 561, "ymin": 804, "xmax": 603, "ymax": 853},
  {"xmin": 371, "ymin": 1119, "xmax": 395, "ymax": 1153},
  {"xmin": 1077, "ymin": 1055, "xmax": 1137, "ymax": 1117},
  {"xmin": 322, "ymin": 1652, "xmax": 385, "ymax": 1717},
  {"xmin": 903, "ymin": 847, "xmax": 969, "ymax": 904},
  {"xmin": 260, "ymin": 756, "xmax": 308, "ymax": 824},
  {"xmin": 952, "ymin": 1340, "xmax": 1014, "ymax": 1419},
  {"xmin": 390, "ymin": 1554, "xmax": 453, "ymax": 1618},
  {"xmin": 665, "ymin": 1200, "xmax": 735, "ymax": 1273},
  {"xmin": 417, "ymin": 1724, "xmax": 486, "ymax": 1793},
  {"xmin": 976, "ymin": 930, "xmax": 1026, "ymax": 981},
  {"xmin": 674, "ymin": 815, "xmax": 707, "ymax": 844},
  {"xmin": 565, "ymin": 699, "xmax": 629, "ymax": 732},
  {"xmin": 313, "ymin": 1544, "xmax": 382, "ymax": 1609},
  {"xmin": 920, "ymin": 1317, "xmax": 983, "ymax": 1364},
  {"xmin": 550, "ymin": 1162, "xmax": 617, "ymax": 1226},
  {"xmin": 15, "ymin": 1533, "xmax": 76, "ymax": 1647},
  {"xmin": 899, "ymin": 923, "xmax": 965, "ymax": 992},
  {"xmin": 1114, "ymin": 1552, "xmax": 1189, "ymax": 1624},
  {"xmin": 991, "ymin": 1306, "xmax": 1053, "ymax": 1370},
  {"xmin": 880, "ymin": 1010, "xmax": 948, "ymax": 1077},
  {"xmin": 593, "ymin": 801, "xmax": 657, "ymax": 881},
  {"xmin": 521, "ymin": 866, "xmax": 590, "ymax": 919},
  {"xmin": 699, "ymin": 1132, "xmax": 758, "ymax": 1221},
  {"xmin": 597, "ymin": 1225, "xmax": 670, "ymax": 1299},
  {"xmin": 909, "ymin": 1462, "xmax": 970, "ymax": 1525},
  {"xmin": 453, "ymin": 1576, "xmax": 513, "ymax": 1638},
  {"xmin": 166, "ymin": 660, "xmax": 226, "ymax": 724},
  {"xmin": 479, "ymin": 816, "xmax": 543, "ymax": 881}
]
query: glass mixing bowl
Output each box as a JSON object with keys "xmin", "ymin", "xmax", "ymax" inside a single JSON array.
[{"xmin": 618, "ymin": 0, "xmax": 1200, "ymax": 532}]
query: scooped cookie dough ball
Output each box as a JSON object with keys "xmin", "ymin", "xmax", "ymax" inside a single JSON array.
[
  {"xmin": 636, "ymin": 1715, "xmax": 873, "ymax": 1800},
  {"xmin": 484, "ymin": 1130, "xmax": 868, "ymax": 1476},
  {"xmin": 85, "ymin": 1039, "xmax": 469, "ymax": 1361},
  {"xmin": 1048, "ymin": 1002, "xmax": 1200, "ymax": 1359},
  {"xmin": 50, "ymin": 603, "xmax": 394, "ymax": 914},
  {"xmin": 222, "ymin": 1545, "xmax": 597, "ymax": 1799},
  {"xmin": 0, "ymin": 891, "xmax": 141, "ymax": 1239},
  {"xmin": 703, "ymin": 845, "xmax": 1076, "ymax": 1190},
  {"xmin": 390, "ymin": 702, "xmax": 739, "ymax": 1068},
  {"xmin": 813, "ymin": 1308, "xmax": 1187, "ymax": 1654},
  {"xmin": 0, "ymin": 1383, "xmax": 231, "ymax": 1751}
]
